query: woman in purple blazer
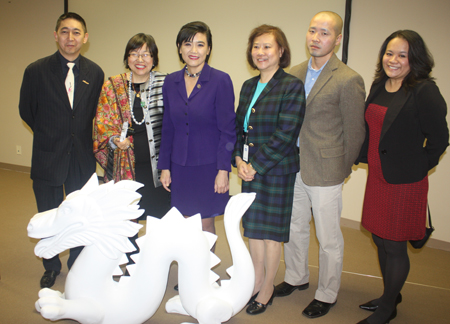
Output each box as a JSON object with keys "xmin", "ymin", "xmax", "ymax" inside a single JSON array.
[{"xmin": 158, "ymin": 21, "xmax": 236, "ymax": 238}]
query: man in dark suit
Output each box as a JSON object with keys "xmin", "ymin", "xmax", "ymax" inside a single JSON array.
[
  {"xmin": 274, "ymin": 11, "xmax": 366, "ymax": 318},
  {"xmin": 19, "ymin": 12, "xmax": 104, "ymax": 288}
]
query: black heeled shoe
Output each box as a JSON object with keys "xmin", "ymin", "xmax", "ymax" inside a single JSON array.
[
  {"xmin": 247, "ymin": 292, "xmax": 259, "ymax": 306},
  {"xmin": 359, "ymin": 293, "xmax": 402, "ymax": 312},
  {"xmin": 246, "ymin": 288, "xmax": 275, "ymax": 315}
]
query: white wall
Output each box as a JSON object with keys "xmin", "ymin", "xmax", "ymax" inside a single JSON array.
[
  {"xmin": 2, "ymin": 0, "xmax": 449, "ymax": 242},
  {"xmin": 0, "ymin": 0, "xmax": 63, "ymax": 168}
]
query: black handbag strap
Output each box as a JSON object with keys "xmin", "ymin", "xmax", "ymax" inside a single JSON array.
[{"xmin": 427, "ymin": 205, "xmax": 433, "ymax": 228}]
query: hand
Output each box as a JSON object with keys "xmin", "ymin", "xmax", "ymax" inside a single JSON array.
[
  {"xmin": 247, "ymin": 163, "xmax": 257, "ymax": 178},
  {"xmin": 113, "ymin": 137, "xmax": 131, "ymax": 150},
  {"xmin": 236, "ymin": 157, "xmax": 255, "ymax": 182},
  {"xmin": 214, "ymin": 170, "xmax": 229, "ymax": 194},
  {"xmin": 160, "ymin": 169, "xmax": 172, "ymax": 192}
]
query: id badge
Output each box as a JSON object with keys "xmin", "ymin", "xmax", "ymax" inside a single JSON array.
[
  {"xmin": 243, "ymin": 144, "xmax": 249, "ymax": 162},
  {"xmin": 242, "ymin": 130, "xmax": 249, "ymax": 162}
]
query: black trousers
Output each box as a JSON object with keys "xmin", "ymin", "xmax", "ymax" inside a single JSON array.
[{"xmin": 32, "ymin": 152, "xmax": 92, "ymax": 272}]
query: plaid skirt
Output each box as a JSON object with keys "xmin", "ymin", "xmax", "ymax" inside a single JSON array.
[{"xmin": 241, "ymin": 172, "xmax": 296, "ymax": 242}]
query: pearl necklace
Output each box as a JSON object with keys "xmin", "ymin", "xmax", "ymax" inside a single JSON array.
[
  {"xmin": 185, "ymin": 65, "xmax": 202, "ymax": 78},
  {"xmin": 128, "ymin": 71, "xmax": 154, "ymax": 125}
]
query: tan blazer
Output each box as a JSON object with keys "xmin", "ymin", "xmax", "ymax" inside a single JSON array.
[{"xmin": 291, "ymin": 54, "xmax": 366, "ymax": 186}]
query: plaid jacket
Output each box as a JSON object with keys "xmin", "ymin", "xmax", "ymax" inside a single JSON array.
[{"xmin": 233, "ymin": 67, "xmax": 305, "ymax": 176}]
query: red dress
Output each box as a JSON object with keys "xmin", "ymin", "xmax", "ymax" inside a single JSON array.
[{"xmin": 362, "ymin": 101, "xmax": 428, "ymax": 241}]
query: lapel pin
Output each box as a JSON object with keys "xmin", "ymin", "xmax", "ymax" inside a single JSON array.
[
  {"xmin": 197, "ymin": 84, "xmax": 201, "ymax": 89},
  {"xmin": 83, "ymin": 80, "xmax": 89, "ymax": 84}
]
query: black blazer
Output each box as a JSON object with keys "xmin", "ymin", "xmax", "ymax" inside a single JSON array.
[
  {"xmin": 19, "ymin": 51, "xmax": 104, "ymax": 186},
  {"xmin": 357, "ymin": 79, "xmax": 448, "ymax": 184}
]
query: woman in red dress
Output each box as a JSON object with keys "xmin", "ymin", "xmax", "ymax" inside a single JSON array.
[{"xmin": 356, "ymin": 30, "xmax": 448, "ymax": 324}]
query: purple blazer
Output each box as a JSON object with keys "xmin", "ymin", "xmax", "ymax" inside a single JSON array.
[{"xmin": 158, "ymin": 63, "xmax": 236, "ymax": 172}]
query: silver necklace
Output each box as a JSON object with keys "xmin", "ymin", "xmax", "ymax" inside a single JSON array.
[
  {"xmin": 128, "ymin": 71, "xmax": 153, "ymax": 125},
  {"xmin": 185, "ymin": 65, "xmax": 202, "ymax": 78}
]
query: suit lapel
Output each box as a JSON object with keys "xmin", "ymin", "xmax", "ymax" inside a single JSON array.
[
  {"xmin": 365, "ymin": 82, "xmax": 383, "ymax": 110},
  {"xmin": 175, "ymin": 64, "xmax": 211, "ymax": 102},
  {"xmin": 253, "ymin": 67, "xmax": 283, "ymax": 107},
  {"xmin": 380, "ymin": 86, "xmax": 412, "ymax": 141},
  {"xmin": 235, "ymin": 78, "xmax": 257, "ymax": 128},
  {"xmin": 367, "ymin": 80, "xmax": 412, "ymax": 141},
  {"xmin": 297, "ymin": 65, "xmax": 307, "ymax": 83},
  {"xmin": 306, "ymin": 54, "xmax": 339, "ymax": 106},
  {"xmin": 174, "ymin": 69, "xmax": 188, "ymax": 102},
  {"xmin": 73, "ymin": 56, "xmax": 90, "ymax": 111},
  {"xmin": 49, "ymin": 53, "xmax": 72, "ymax": 110},
  {"xmin": 187, "ymin": 63, "xmax": 211, "ymax": 101}
]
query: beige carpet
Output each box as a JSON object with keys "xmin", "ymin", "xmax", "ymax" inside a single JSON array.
[{"xmin": 1, "ymin": 167, "xmax": 449, "ymax": 323}]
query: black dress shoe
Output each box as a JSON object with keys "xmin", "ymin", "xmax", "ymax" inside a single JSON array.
[
  {"xmin": 359, "ymin": 294, "xmax": 402, "ymax": 312},
  {"xmin": 40, "ymin": 270, "xmax": 60, "ymax": 288},
  {"xmin": 274, "ymin": 281, "xmax": 309, "ymax": 297},
  {"xmin": 246, "ymin": 289, "xmax": 275, "ymax": 315},
  {"xmin": 302, "ymin": 299, "xmax": 336, "ymax": 318},
  {"xmin": 247, "ymin": 292, "xmax": 259, "ymax": 306}
]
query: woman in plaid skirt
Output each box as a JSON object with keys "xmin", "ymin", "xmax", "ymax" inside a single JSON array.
[{"xmin": 232, "ymin": 25, "xmax": 306, "ymax": 315}]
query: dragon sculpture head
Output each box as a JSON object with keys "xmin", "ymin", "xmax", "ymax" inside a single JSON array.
[{"xmin": 27, "ymin": 174, "xmax": 143, "ymax": 260}]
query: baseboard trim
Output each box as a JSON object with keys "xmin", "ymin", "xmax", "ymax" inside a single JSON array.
[
  {"xmin": 0, "ymin": 162, "xmax": 30, "ymax": 173},
  {"xmin": 341, "ymin": 217, "xmax": 450, "ymax": 252}
]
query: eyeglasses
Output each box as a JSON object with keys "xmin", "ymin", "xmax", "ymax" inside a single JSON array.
[{"xmin": 128, "ymin": 53, "xmax": 152, "ymax": 60}]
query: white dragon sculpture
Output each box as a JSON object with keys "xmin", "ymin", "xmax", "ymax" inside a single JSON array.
[{"xmin": 27, "ymin": 174, "xmax": 256, "ymax": 324}]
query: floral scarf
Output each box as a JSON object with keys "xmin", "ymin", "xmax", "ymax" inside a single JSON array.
[{"xmin": 93, "ymin": 73, "xmax": 135, "ymax": 182}]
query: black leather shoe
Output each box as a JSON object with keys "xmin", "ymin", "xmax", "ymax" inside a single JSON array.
[
  {"xmin": 247, "ymin": 292, "xmax": 259, "ymax": 306},
  {"xmin": 302, "ymin": 299, "xmax": 336, "ymax": 318},
  {"xmin": 246, "ymin": 289, "xmax": 275, "ymax": 315},
  {"xmin": 359, "ymin": 294, "xmax": 402, "ymax": 312},
  {"xmin": 275, "ymin": 281, "xmax": 309, "ymax": 297},
  {"xmin": 40, "ymin": 270, "xmax": 60, "ymax": 288}
]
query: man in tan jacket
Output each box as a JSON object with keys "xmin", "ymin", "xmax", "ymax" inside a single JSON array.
[{"xmin": 275, "ymin": 11, "xmax": 365, "ymax": 319}]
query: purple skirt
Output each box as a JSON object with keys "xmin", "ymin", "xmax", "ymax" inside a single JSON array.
[{"xmin": 170, "ymin": 162, "xmax": 229, "ymax": 218}]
